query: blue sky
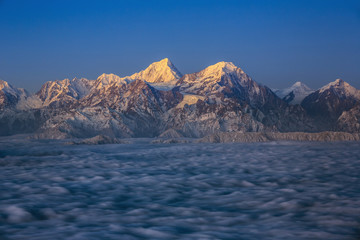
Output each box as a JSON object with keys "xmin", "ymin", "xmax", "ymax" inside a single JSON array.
[{"xmin": 1, "ymin": 0, "xmax": 359, "ymax": 92}]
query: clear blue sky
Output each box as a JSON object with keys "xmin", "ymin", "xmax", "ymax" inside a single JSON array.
[{"xmin": 1, "ymin": 0, "xmax": 359, "ymax": 92}]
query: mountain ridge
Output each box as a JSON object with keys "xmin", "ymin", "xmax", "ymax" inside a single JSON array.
[{"xmin": 1, "ymin": 59, "xmax": 359, "ymax": 139}]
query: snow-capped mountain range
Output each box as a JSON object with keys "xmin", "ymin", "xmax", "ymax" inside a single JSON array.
[{"xmin": 1, "ymin": 58, "xmax": 359, "ymax": 139}]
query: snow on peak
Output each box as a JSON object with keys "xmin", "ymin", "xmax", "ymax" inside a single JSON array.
[
  {"xmin": 0, "ymin": 80, "xmax": 11, "ymax": 90},
  {"xmin": 292, "ymin": 81, "xmax": 310, "ymax": 89},
  {"xmin": 0, "ymin": 79, "xmax": 30, "ymax": 109},
  {"xmin": 192, "ymin": 61, "xmax": 249, "ymax": 84},
  {"xmin": 319, "ymin": 79, "xmax": 345, "ymax": 92},
  {"xmin": 97, "ymin": 73, "xmax": 121, "ymax": 82},
  {"xmin": 319, "ymin": 79, "xmax": 360, "ymax": 100},
  {"xmin": 69, "ymin": 77, "xmax": 94, "ymax": 98},
  {"xmin": 202, "ymin": 61, "xmax": 241, "ymax": 76},
  {"xmin": 0, "ymin": 79, "xmax": 24, "ymax": 97},
  {"xmin": 273, "ymin": 82, "xmax": 314, "ymax": 104},
  {"xmin": 276, "ymin": 82, "xmax": 313, "ymax": 93},
  {"xmin": 213, "ymin": 61, "xmax": 237, "ymax": 69},
  {"xmin": 178, "ymin": 61, "xmax": 246, "ymax": 86},
  {"xmin": 290, "ymin": 82, "xmax": 313, "ymax": 92},
  {"xmin": 36, "ymin": 77, "xmax": 94, "ymax": 106},
  {"xmin": 124, "ymin": 58, "xmax": 183, "ymax": 83},
  {"xmin": 158, "ymin": 58, "xmax": 171, "ymax": 65},
  {"xmin": 334, "ymin": 78, "xmax": 344, "ymax": 84},
  {"xmin": 177, "ymin": 61, "xmax": 255, "ymax": 96},
  {"xmin": 95, "ymin": 73, "xmax": 126, "ymax": 89}
]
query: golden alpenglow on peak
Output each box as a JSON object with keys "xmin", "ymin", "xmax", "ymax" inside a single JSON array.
[
  {"xmin": 192, "ymin": 61, "xmax": 244, "ymax": 80},
  {"xmin": 125, "ymin": 58, "xmax": 183, "ymax": 83},
  {"xmin": 0, "ymin": 80, "xmax": 11, "ymax": 90}
]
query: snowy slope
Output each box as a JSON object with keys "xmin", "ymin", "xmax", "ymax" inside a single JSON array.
[
  {"xmin": 124, "ymin": 58, "xmax": 183, "ymax": 84},
  {"xmin": 36, "ymin": 78, "xmax": 94, "ymax": 107}
]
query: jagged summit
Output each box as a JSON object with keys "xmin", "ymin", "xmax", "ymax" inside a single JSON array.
[
  {"xmin": 0, "ymin": 79, "xmax": 27, "ymax": 97},
  {"xmin": 320, "ymin": 78, "xmax": 346, "ymax": 91},
  {"xmin": 36, "ymin": 77, "xmax": 94, "ymax": 107},
  {"xmin": 301, "ymin": 79, "xmax": 360, "ymax": 127},
  {"xmin": 0, "ymin": 80, "xmax": 29, "ymax": 109},
  {"xmin": 319, "ymin": 78, "xmax": 344, "ymax": 92},
  {"xmin": 125, "ymin": 58, "xmax": 183, "ymax": 83},
  {"xmin": 0, "ymin": 80, "xmax": 10, "ymax": 90},
  {"xmin": 319, "ymin": 79, "xmax": 360, "ymax": 99},
  {"xmin": 157, "ymin": 58, "xmax": 172, "ymax": 65},
  {"xmin": 95, "ymin": 73, "xmax": 125, "ymax": 89}
]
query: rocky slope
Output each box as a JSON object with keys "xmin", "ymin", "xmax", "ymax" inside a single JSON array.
[
  {"xmin": 173, "ymin": 61, "xmax": 313, "ymax": 134},
  {"xmin": 336, "ymin": 105, "xmax": 360, "ymax": 132},
  {"xmin": 301, "ymin": 79, "xmax": 360, "ymax": 130},
  {"xmin": 176, "ymin": 62, "xmax": 280, "ymax": 108}
]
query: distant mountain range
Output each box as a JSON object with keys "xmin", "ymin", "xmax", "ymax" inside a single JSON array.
[{"xmin": 1, "ymin": 58, "xmax": 360, "ymax": 140}]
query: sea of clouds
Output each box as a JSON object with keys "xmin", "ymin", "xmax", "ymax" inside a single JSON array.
[{"xmin": 0, "ymin": 137, "xmax": 360, "ymax": 239}]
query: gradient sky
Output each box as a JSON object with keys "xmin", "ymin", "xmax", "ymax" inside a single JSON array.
[{"xmin": 1, "ymin": 0, "xmax": 359, "ymax": 92}]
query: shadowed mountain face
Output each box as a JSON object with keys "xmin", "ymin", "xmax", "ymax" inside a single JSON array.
[
  {"xmin": 301, "ymin": 79, "xmax": 360, "ymax": 130},
  {"xmin": 0, "ymin": 80, "xmax": 28, "ymax": 110},
  {"xmin": 0, "ymin": 59, "xmax": 359, "ymax": 138}
]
